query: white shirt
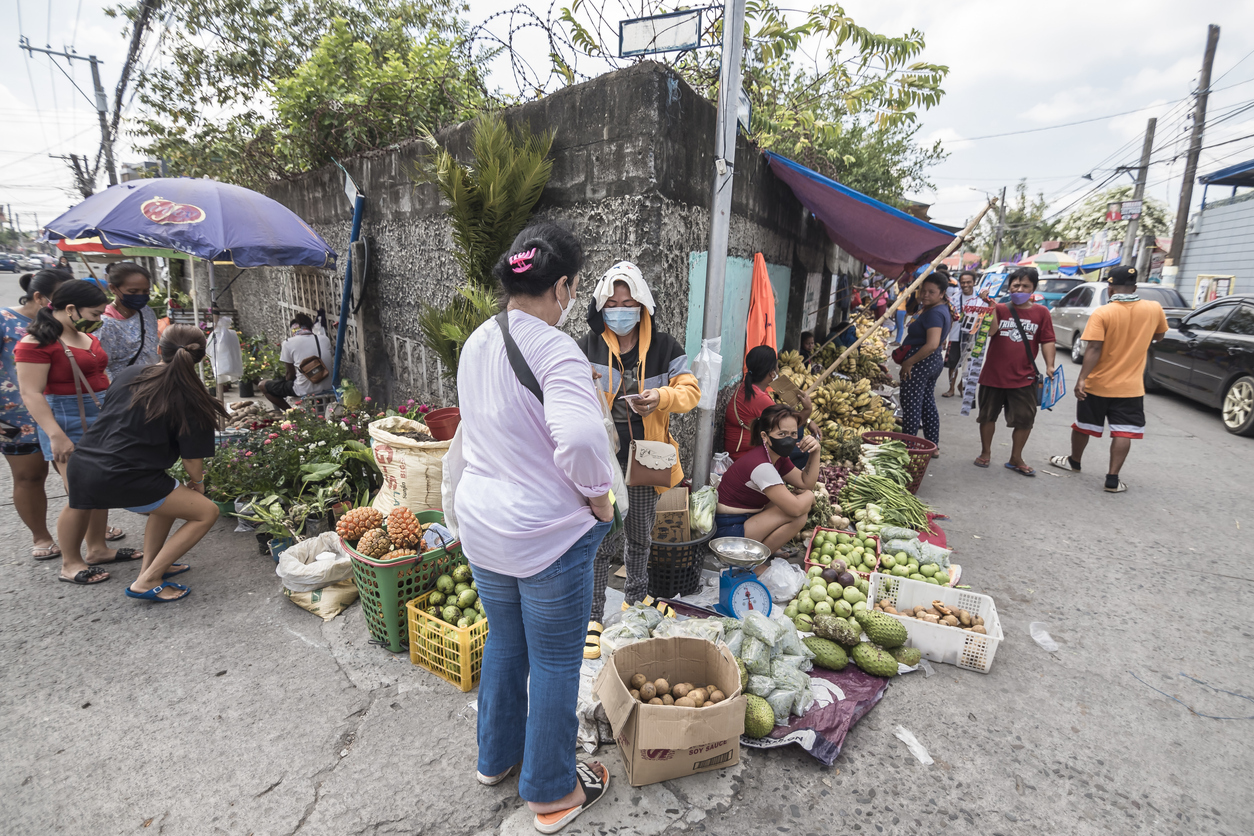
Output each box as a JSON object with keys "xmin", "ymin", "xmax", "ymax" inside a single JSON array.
[
  {"xmin": 947, "ymin": 289, "xmax": 978, "ymax": 342},
  {"xmin": 454, "ymin": 310, "xmax": 614, "ymax": 578},
  {"xmin": 279, "ymin": 330, "xmax": 334, "ymax": 396}
]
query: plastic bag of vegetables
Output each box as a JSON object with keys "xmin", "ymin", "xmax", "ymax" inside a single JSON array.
[{"xmin": 689, "ymin": 486, "xmax": 717, "ymax": 535}]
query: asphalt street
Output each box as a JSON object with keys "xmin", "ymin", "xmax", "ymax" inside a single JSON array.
[{"xmin": 1, "ymin": 339, "xmax": 1251, "ymax": 835}]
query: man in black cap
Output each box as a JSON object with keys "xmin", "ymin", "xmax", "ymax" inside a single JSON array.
[{"xmin": 1049, "ymin": 265, "xmax": 1168, "ymax": 492}]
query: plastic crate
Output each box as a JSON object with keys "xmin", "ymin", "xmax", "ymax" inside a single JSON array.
[
  {"xmin": 867, "ymin": 572, "xmax": 1003, "ymax": 674},
  {"xmin": 648, "ymin": 528, "xmax": 715, "ymax": 599},
  {"xmin": 861, "ymin": 431, "xmax": 936, "ymax": 494},
  {"xmin": 803, "ymin": 528, "xmax": 880, "ymax": 578},
  {"xmin": 344, "ymin": 510, "xmax": 461, "ymax": 653},
  {"xmin": 407, "ymin": 592, "xmax": 489, "ymax": 692}
]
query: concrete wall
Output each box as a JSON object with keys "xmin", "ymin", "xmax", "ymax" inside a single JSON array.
[
  {"xmin": 225, "ymin": 62, "xmax": 856, "ymax": 462},
  {"xmin": 1179, "ymin": 190, "xmax": 1254, "ymax": 299}
]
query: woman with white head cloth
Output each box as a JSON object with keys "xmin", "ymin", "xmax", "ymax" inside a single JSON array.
[{"xmin": 577, "ymin": 261, "xmax": 701, "ymax": 659}]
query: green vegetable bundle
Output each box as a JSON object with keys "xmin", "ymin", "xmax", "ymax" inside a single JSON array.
[
  {"xmin": 859, "ymin": 439, "xmax": 912, "ymax": 488},
  {"xmin": 839, "ymin": 474, "xmax": 931, "ymax": 530}
]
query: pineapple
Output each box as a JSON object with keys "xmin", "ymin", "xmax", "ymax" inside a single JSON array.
[
  {"xmin": 356, "ymin": 528, "xmax": 393, "ymax": 558},
  {"xmin": 381, "ymin": 547, "xmax": 417, "ymax": 561},
  {"xmin": 336, "ymin": 506, "xmax": 383, "ymax": 541},
  {"xmin": 385, "ymin": 508, "xmax": 423, "ymax": 548}
]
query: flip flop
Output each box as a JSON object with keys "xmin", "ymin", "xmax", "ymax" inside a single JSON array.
[
  {"xmin": 534, "ymin": 762, "xmax": 610, "ymax": 834},
  {"xmin": 32, "ymin": 544, "xmax": 61, "ymax": 560},
  {"xmin": 59, "ymin": 566, "xmax": 110, "ymax": 585},
  {"xmin": 584, "ymin": 621, "xmax": 603, "ymax": 660},
  {"xmin": 1104, "ymin": 480, "xmax": 1128, "ymax": 493},
  {"xmin": 162, "ymin": 564, "xmax": 190, "ymax": 580},
  {"xmin": 940, "ymin": 392, "xmax": 954, "ymax": 398},
  {"xmin": 91, "ymin": 547, "xmax": 143, "ymax": 564},
  {"xmin": 1048, "ymin": 455, "xmax": 1080, "ymax": 472},
  {"xmin": 1005, "ymin": 463, "xmax": 1036, "ymax": 477},
  {"xmin": 973, "ymin": 458, "xmax": 990, "ymax": 468},
  {"xmin": 105, "ymin": 527, "xmax": 127, "ymax": 542},
  {"xmin": 124, "ymin": 582, "xmax": 190, "ymax": 603},
  {"xmin": 476, "ymin": 762, "xmax": 519, "ymax": 787}
]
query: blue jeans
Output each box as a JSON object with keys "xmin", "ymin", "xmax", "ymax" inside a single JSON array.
[{"xmin": 471, "ymin": 520, "xmax": 610, "ymax": 803}]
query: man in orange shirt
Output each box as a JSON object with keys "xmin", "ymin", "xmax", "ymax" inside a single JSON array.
[{"xmin": 1049, "ymin": 266, "xmax": 1168, "ymax": 492}]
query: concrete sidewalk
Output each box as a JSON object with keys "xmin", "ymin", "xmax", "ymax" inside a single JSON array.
[{"xmin": 1, "ymin": 384, "xmax": 1252, "ymax": 835}]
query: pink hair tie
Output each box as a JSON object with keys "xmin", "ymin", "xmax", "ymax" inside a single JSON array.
[{"xmin": 509, "ymin": 248, "xmax": 537, "ymax": 273}]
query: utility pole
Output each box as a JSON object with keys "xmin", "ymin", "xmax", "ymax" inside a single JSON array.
[
  {"xmin": 691, "ymin": 0, "xmax": 749, "ymax": 489},
  {"xmin": 19, "ymin": 38, "xmax": 117, "ymax": 187},
  {"xmin": 991, "ymin": 186, "xmax": 1007, "ymax": 264},
  {"xmin": 1167, "ymin": 24, "xmax": 1220, "ymax": 270},
  {"xmin": 1121, "ymin": 117, "xmax": 1157, "ymax": 266}
]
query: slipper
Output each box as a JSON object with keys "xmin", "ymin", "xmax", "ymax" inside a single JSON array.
[
  {"xmin": 534, "ymin": 762, "xmax": 610, "ymax": 834},
  {"xmin": 1004, "ymin": 463, "xmax": 1036, "ymax": 477},
  {"xmin": 92, "ymin": 547, "xmax": 143, "ymax": 564},
  {"xmin": 476, "ymin": 762, "xmax": 519, "ymax": 787},
  {"xmin": 931, "ymin": 450, "xmax": 940, "ymax": 459},
  {"xmin": 162, "ymin": 564, "xmax": 190, "ymax": 580},
  {"xmin": 125, "ymin": 582, "xmax": 190, "ymax": 602},
  {"xmin": 1104, "ymin": 480, "xmax": 1128, "ymax": 493},
  {"xmin": 32, "ymin": 544, "xmax": 61, "ymax": 560},
  {"xmin": 584, "ymin": 621, "xmax": 603, "ymax": 660},
  {"xmin": 59, "ymin": 566, "xmax": 110, "ymax": 585},
  {"xmin": 1048, "ymin": 455, "xmax": 1080, "ymax": 472},
  {"xmin": 105, "ymin": 527, "xmax": 127, "ymax": 542},
  {"xmin": 941, "ymin": 392, "xmax": 954, "ymax": 398},
  {"xmin": 973, "ymin": 458, "xmax": 990, "ymax": 468}
]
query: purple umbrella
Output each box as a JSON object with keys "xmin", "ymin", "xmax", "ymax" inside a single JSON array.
[{"xmin": 42, "ymin": 177, "xmax": 336, "ymax": 268}]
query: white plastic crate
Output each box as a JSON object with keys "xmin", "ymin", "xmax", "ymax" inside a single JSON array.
[{"xmin": 868, "ymin": 572, "xmax": 1003, "ymax": 674}]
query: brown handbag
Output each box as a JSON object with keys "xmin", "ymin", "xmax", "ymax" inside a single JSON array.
[{"xmin": 625, "ymin": 417, "xmax": 676, "ymax": 488}]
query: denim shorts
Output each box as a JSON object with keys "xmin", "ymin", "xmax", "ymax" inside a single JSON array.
[
  {"xmin": 713, "ymin": 512, "xmax": 753, "ymax": 539},
  {"xmin": 36, "ymin": 393, "xmax": 102, "ymax": 461}
]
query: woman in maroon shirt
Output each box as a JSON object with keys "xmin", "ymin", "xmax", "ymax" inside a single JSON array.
[{"xmin": 15, "ymin": 280, "xmax": 141, "ymax": 585}]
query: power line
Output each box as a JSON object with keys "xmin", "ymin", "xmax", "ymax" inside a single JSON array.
[{"xmin": 14, "ymin": 0, "xmax": 52, "ymax": 150}]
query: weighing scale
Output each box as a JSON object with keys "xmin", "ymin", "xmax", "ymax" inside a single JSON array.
[{"xmin": 710, "ymin": 537, "xmax": 773, "ymax": 619}]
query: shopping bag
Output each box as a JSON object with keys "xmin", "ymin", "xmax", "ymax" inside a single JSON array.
[
  {"xmin": 692, "ymin": 337, "xmax": 722, "ymax": 411},
  {"xmin": 1039, "ymin": 366, "xmax": 1066, "ymax": 410}
]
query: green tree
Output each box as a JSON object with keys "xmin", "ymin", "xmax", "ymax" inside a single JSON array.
[
  {"xmin": 1055, "ymin": 185, "xmax": 1171, "ymax": 243},
  {"xmin": 412, "ymin": 115, "xmax": 555, "ymax": 379},
  {"xmin": 972, "ymin": 181, "xmax": 1059, "ymax": 262}
]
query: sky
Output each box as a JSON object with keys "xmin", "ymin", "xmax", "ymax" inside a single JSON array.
[{"xmin": 1, "ymin": 0, "xmax": 1252, "ymax": 234}]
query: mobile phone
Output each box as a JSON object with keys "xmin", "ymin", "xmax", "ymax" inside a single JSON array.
[{"xmin": 620, "ymin": 393, "xmax": 645, "ymax": 403}]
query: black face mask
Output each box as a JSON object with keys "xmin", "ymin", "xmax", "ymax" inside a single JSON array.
[{"xmin": 767, "ymin": 435, "xmax": 797, "ymax": 457}]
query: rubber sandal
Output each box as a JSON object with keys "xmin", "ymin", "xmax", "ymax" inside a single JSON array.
[
  {"xmin": 125, "ymin": 582, "xmax": 190, "ymax": 602},
  {"xmin": 1104, "ymin": 480, "xmax": 1128, "ymax": 493},
  {"xmin": 585, "ymin": 621, "xmax": 603, "ymax": 660},
  {"xmin": 59, "ymin": 566, "xmax": 109, "ymax": 585},
  {"xmin": 941, "ymin": 392, "xmax": 954, "ymax": 398},
  {"xmin": 476, "ymin": 762, "xmax": 519, "ymax": 787},
  {"xmin": 1004, "ymin": 463, "xmax": 1036, "ymax": 477},
  {"xmin": 1048, "ymin": 455, "xmax": 1080, "ymax": 472},
  {"xmin": 32, "ymin": 544, "xmax": 61, "ymax": 560},
  {"xmin": 162, "ymin": 564, "xmax": 190, "ymax": 580},
  {"xmin": 105, "ymin": 527, "xmax": 127, "ymax": 542},
  {"xmin": 973, "ymin": 458, "xmax": 990, "ymax": 468},
  {"xmin": 533, "ymin": 762, "xmax": 610, "ymax": 834},
  {"xmin": 92, "ymin": 547, "xmax": 143, "ymax": 564}
]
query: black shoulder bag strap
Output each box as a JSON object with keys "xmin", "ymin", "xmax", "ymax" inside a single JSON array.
[
  {"xmin": 126, "ymin": 309, "xmax": 147, "ymax": 367},
  {"xmin": 495, "ymin": 310, "xmax": 543, "ymax": 404},
  {"xmin": 1008, "ymin": 305, "xmax": 1044, "ymax": 393}
]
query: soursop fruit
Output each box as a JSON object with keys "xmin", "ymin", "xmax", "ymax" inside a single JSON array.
[
  {"xmin": 812, "ymin": 614, "xmax": 862, "ymax": 648},
  {"xmin": 860, "ymin": 610, "xmax": 907, "ymax": 649},
  {"xmin": 890, "ymin": 646, "xmax": 922, "ymax": 666},
  {"xmin": 850, "ymin": 642, "xmax": 898, "ymax": 677},
  {"xmin": 743, "ymin": 694, "xmax": 775, "ymax": 739},
  {"xmin": 803, "ymin": 636, "xmax": 848, "ymax": 671}
]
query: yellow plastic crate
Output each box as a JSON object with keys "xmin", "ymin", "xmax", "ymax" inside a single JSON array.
[{"xmin": 406, "ymin": 592, "xmax": 490, "ymax": 692}]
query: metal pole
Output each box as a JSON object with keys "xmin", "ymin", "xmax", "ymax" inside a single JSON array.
[
  {"xmin": 332, "ymin": 194, "xmax": 366, "ymax": 388},
  {"xmin": 1121, "ymin": 118, "xmax": 1157, "ymax": 266},
  {"xmin": 1134, "ymin": 233, "xmax": 1154, "ymax": 277},
  {"xmin": 991, "ymin": 186, "xmax": 1007, "ymax": 264},
  {"xmin": 88, "ymin": 57, "xmax": 118, "ymax": 186},
  {"xmin": 1168, "ymin": 24, "xmax": 1220, "ymax": 267},
  {"xmin": 691, "ymin": 0, "xmax": 749, "ymax": 489}
]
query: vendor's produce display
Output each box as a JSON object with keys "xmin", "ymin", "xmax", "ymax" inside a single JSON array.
[
  {"xmin": 223, "ymin": 400, "xmax": 276, "ymax": 431},
  {"xmin": 858, "ymin": 438, "xmax": 912, "ymax": 487},
  {"xmin": 625, "ymin": 673, "xmax": 727, "ymax": 708},
  {"xmin": 803, "ymin": 528, "xmax": 879, "ymax": 575},
  {"xmin": 777, "ymin": 345, "xmax": 898, "ymax": 462},
  {"xmin": 818, "ymin": 462, "xmax": 857, "ymax": 498},
  {"xmin": 782, "ymin": 569, "xmax": 870, "ymax": 635},
  {"xmin": 804, "ymin": 484, "xmax": 850, "ymax": 533},
  {"xmin": 408, "ymin": 567, "xmax": 490, "ymax": 692},
  {"xmin": 868, "ymin": 573, "xmax": 1004, "ymax": 673},
  {"xmin": 841, "ymin": 476, "xmax": 933, "ymax": 530},
  {"xmin": 723, "ymin": 612, "xmax": 818, "ymax": 737}
]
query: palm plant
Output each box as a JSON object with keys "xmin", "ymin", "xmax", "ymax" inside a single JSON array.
[{"xmin": 412, "ymin": 114, "xmax": 555, "ymax": 380}]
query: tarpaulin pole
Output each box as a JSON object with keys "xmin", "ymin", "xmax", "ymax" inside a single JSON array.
[
  {"xmin": 333, "ymin": 192, "xmax": 365, "ymax": 387},
  {"xmin": 806, "ymin": 199, "xmax": 998, "ymax": 394}
]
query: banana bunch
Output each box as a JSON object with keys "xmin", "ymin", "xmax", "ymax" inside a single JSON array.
[{"xmin": 773, "ymin": 371, "xmax": 899, "ymax": 460}]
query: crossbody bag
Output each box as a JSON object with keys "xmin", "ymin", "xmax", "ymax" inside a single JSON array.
[
  {"xmin": 298, "ymin": 334, "xmax": 330, "ymax": 385},
  {"xmin": 1007, "ymin": 306, "xmax": 1044, "ymax": 407},
  {"xmin": 58, "ymin": 338, "xmax": 104, "ymax": 430}
]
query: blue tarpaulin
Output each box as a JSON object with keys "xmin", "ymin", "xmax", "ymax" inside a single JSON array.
[
  {"xmin": 1076, "ymin": 257, "xmax": 1120, "ymax": 274},
  {"xmin": 765, "ymin": 152, "xmax": 953, "ymax": 276}
]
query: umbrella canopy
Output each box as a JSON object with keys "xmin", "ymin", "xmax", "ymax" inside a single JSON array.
[
  {"xmin": 1018, "ymin": 251, "xmax": 1079, "ymax": 268},
  {"xmin": 43, "ymin": 178, "xmax": 336, "ymax": 269}
]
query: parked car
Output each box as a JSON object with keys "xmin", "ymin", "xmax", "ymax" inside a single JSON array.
[
  {"xmin": 995, "ymin": 275, "xmax": 1085, "ymax": 310},
  {"xmin": 19, "ymin": 254, "xmax": 44, "ymax": 270},
  {"xmin": 0, "ymin": 254, "xmax": 17, "ymax": 272},
  {"xmin": 1051, "ymin": 283, "xmax": 1191, "ymax": 363},
  {"xmin": 1147, "ymin": 296, "xmax": 1254, "ymax": 436}
]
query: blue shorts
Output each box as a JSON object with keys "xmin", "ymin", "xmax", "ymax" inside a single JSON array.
[
  {"xmin": 125, "ymin": 496, "xmax": 168, "ymax": 514},
  {"xmin": 36, "ymin": 393, "xmax": 102, "ymax": 461},
  {"xmin": 713, "ymin": 513, "xmax": 752, "ymax": 540}
]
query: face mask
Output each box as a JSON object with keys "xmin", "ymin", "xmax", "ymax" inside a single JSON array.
[
  {"xmin": 72, "ymin": 315, "xmax": 103, "ymax": 334},
  {"xmin": 767, "ymin": 434, "xmax": 797, "ymax": 457},
  {"xmin": 555, "ymin": 279, "xmax": 574, "ymax": 328},
  {"xmin": 1010, "ymin": 292, "xmax": 1032, "ymax": 305},
  {"xmin": 120, "ymin": 293, "xmax": 150, "ymax": 310},
  {"xmin": 603, "ymin": 307, "xmax": 641, "ymax": 336}
]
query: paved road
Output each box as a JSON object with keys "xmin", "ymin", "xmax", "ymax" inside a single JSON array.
[{"xmin": 0, "ymin": 378, "xmax": 1250, "ymax": 835}]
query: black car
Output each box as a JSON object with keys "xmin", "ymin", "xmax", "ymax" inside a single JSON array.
[{"xmin": 1147, "ymin": 295, "xmax": 1254, "ymax": 435}]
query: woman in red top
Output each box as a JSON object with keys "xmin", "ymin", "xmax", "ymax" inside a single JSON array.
[
  {"xmin": 15, "ymin": 280, "xmax": 140, "ymax": 585},
  {"xmin": 723, "ymin": 346, "xmax": 817, "ymax": 462}
]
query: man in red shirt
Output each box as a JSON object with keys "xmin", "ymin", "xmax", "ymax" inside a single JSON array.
[{"xmin": 973, "ymin": 267, "xmax": 1056, "ymax": 476}]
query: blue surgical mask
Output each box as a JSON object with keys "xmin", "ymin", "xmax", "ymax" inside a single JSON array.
[
  {"xmin": 1010, "ymin": 292, "xmax": 1032, "ymax": 305},
  {"xmin": 603, "ymin": 307, "xmax": 641, "ymax": 336}
]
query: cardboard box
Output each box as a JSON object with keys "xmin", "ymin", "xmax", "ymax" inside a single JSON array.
[
  {"xmin": 651, "ymin": 487, "xmax": 690, "ymax": 544},
  {"xmin": 593, "ymin": 636, "xmax": 745, "ymax": 786}
]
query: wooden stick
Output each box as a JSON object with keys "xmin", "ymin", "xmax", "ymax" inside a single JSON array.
[{"xmin": 804, "ymin": 199, "xmax": 999, "ymax": 394}]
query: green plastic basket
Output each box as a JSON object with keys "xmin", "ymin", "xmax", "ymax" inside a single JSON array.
[{"xmin": 344, "ymin": 510, "xmax": 461, "ymax": 653}]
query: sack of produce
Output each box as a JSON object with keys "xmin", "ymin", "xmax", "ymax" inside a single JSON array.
[
  {"xmin": 884, "ymin": 538, "xmax": 922, "ymax": 561},
  {"xmin": 741, "ymin": 636, "xmax": 771, "ymax": 676},
  {"xmin": 369, "ymin": 417, "xmax": 449, "ymax": 515},
  {"xmin": 689, "ymin": 486, "xmax": 717, "ymax": 535},
  {"xmin": 918, "ymin": 541, "xmax": 952, "ymax": 568},
  {"xmin": 759, "ymin": 557, "xmax": 807, "ymax": 603},
  {"xmin": 742, "ymin": 609, "xmax": 787, "ymax": 647},
  {"xmin": 600, "ymin": 618, "xmax": 652, "ymax": 655},
  {"xmin": 765, "ymin": 687, "xmax": 798, "ymax": 725},
  {"xmin": 879, "ymin": 526, "xmax": 919, "ymax": 542},
  {"xmin": 724, "ymin": 629, "xmax": 745, "ymax": 657},
  {"xmin": 276, "ymin": 531, "xmax": 353, "ymax": 592},
  {"xmin": 651, "ymin": 617, "xmax": 725, "ymax": 645},
  {"xmin": 283, "ymin": 579, "xmax": 359, "ymax": 622},
  {"xmin": 747, "ymin": 674, "xmax": 776, "ymax": 697}
]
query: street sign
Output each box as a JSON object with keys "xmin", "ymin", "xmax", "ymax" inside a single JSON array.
[
  {"xmin": 1121, "ymin": 199, "xmax": 1142, "ymax": 220},
  {"xmin": 619, "ymin": 9, "xmax": 703, "ymax": 57}
]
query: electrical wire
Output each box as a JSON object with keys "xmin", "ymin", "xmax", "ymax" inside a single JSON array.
[{"xmin": 15, "ymin": 0, "xmax": 53, "ymax": 150}]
